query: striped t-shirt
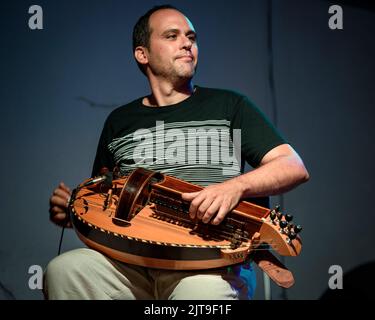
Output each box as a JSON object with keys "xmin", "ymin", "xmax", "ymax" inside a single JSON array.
[{"xmin": 92, "ymin": 86, "xmax": 286, "ymax": 188}]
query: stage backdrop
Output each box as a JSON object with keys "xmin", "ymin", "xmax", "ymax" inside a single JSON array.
[{"xmin": 1, "ymin": 0, "xmax": 374, "ymax": 299}]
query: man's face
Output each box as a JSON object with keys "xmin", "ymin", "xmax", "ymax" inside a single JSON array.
[{"xmin": 145, "ymin": 9, "xmax": 198, "ymax": 82}]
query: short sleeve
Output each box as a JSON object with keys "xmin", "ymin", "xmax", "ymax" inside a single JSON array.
[
  {"xmin": 230, "ymin": 96, "xmax": 287, "ymax": 168},
  {"xmin": 91, "ymin": 116, "xmax": 115, "ymax": 177}
]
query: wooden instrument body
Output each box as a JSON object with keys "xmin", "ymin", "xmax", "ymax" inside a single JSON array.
[{"xmin": 69, "ymin": 168, "xmax": 302, "ymax": 270}]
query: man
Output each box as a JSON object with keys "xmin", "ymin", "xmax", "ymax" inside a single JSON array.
[{"xmin": 46, "ymin": 5, "xmax": 309, "ymax": 300}]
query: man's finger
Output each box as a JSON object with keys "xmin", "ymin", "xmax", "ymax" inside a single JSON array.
[
  {"xmin": 211, "ymin": 201, "xmax": 231, "ymax": 225},
  {"xmin": 181, "ymin": 191, "xmax": 200, "ymax": 201},
  {"xmin": 59, "ymin": 182, "xmax": 71, "ymax": 194},
  {"xmin": 202, "ymin": 198, "xmax": 221, "ymax": 224},
  {"xmin": 50, "ymin": 211, "xmax": 68, "ymax": 225},
  {"xmin": 53, "ymin": 188, "xmax": 70, "ymax": 201},
  {"xmin": 50, "ymin": 195, "xmax": 69, "ymax": 208},
  {"xmin": 188, "ymin": 193, "xmax": 206, "ymax": 219},
  {"xmin": 50, "ymin": 212, "xmax": 72, "ymax": 228},
  {"xmin": 196, "ymin": 197, "xmax": 214, "ymax": 220}
]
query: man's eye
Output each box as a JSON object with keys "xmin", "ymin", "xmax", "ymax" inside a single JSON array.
[
  {"xmin": 167, "ymin": 34, "xmax": 177, "ymax": 39},
  {"xmin": 188, "ymin": 36, "xmax": 196, "ymax": 42}
]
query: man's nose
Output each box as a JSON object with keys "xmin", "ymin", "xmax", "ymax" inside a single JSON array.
[{"xmin": 181, "ymin": 36, "xmax": 193, "ymax": 50}]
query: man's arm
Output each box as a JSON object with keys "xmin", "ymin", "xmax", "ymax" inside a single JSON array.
[{"xmin": 181, "ymin": 144, "xmax": 309, "ymax": 225}]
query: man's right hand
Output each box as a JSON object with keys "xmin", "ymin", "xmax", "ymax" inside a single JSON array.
[{"xmin": 49, "ymin": 182, "xmax": 72, "ymax": 228}]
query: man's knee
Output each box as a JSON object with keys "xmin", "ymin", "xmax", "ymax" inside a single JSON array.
[
  {"xmin": 170, "ymin": 275, "xmax": 245, "ymax": 300},
  {"xmin": 43, "ymin": 248, "xmax": 101, "ymax": 297},
  {"xmin": 45, "ymin": 248, "xmax": 94, "ymax": 276}
]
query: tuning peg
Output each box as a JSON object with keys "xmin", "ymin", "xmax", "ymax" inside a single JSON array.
[
  {"xmin": 276, "ymin": 211, "xmax": 283, "ymax": 220},
  {"xmin": 275, "ymin": 205, "xmax": 281, "ymax": 212},
  {"xmin": 270, "ymin": 210, "xmax": 277, "ymax": 221},
  {"xmin": 279, "ymin": 220, "xmax": 288, "ymax": 229},
  {"xmin": 285, "ymin": 214, "xmax": 293, "ymax": 222},
  {"xmin": 288, "ymin": 231, "xmax": 297, "ymax": 240},
  {"xmin": 294, "ymin": 225, "xmax": 303, "ymax": 234}
]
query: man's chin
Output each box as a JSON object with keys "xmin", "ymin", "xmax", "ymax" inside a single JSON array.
[{"xmin": 177, "ymin": 67, "xmax": 196, "ymax": 79}]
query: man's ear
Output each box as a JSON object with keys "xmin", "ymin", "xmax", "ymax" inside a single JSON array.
[{"xmin": 134, "ymin": 46, "xmax": 149, "ymax": 66}]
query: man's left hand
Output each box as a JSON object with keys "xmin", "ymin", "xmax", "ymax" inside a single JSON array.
[{"xmin": 181, "ymin": 180, "xmax": 243, "ymax": 225}]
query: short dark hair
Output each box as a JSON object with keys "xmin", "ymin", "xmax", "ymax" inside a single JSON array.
[{"xmin": 132, "ymin": 4, "xmax": 180, "ymax": 75}]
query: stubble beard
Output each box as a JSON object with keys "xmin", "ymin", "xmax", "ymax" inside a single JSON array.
[
  {"xmin": 152, "ymin": 59, "xmax": 197, "ymax": 85},
  {"xmin": 172, "ymin": 62, "xmax": 196, "ymax": 83}
]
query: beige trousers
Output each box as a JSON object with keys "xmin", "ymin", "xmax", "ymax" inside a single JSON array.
[{"xmin": 43, "ymin": 248, "xmax": 253, "ymax": 300}]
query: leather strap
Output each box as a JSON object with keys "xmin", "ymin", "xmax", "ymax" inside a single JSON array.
[{"xmin": 252, "ymin": 250, "xmax": 295, "ymax": 288}]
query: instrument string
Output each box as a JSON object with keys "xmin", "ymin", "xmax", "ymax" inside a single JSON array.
[{"xmin": 149, "ymin": 210, "xmax": 262, "ymax": 244}]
